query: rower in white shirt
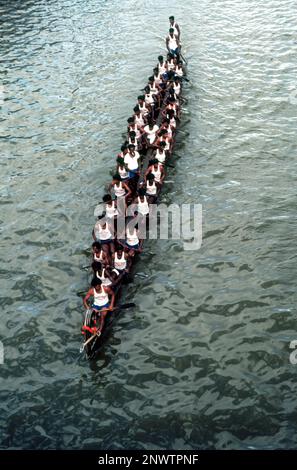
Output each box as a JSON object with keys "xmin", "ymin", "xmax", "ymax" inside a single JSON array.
[
  {"xmin": 166, "ymin": 28, "xmax": 180, "ymax": 58},
  {"xmin": 169, "ymin": 15, "xmax": 181, "ymax": 40},
  {"xmin": 143, "ymin": 120, "xmax": 159, "ymax": 147},
  {"xmin": 137, "ymin": 95, "xmax": 150, "ymax": 118},
  {"xmin": 134, "ymin": 105, "xmax": 146, "ymax": 128},
  {"xmin": 124, "ymin": 144, "xmax": 140, "ymax": 179}
]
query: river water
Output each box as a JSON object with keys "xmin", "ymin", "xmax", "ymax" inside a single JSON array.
[{"xmin": 1, "ymin": 0, "xmax": 297, "ymax": 450}]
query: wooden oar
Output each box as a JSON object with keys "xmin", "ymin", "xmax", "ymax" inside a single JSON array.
[
  {"xmin": 180, "ymin": 52, "xmax": 188, "ymax": 65},
  {"xmin": 133, "ymin": 272, "xmax": 149, "ymax": 279},
  {"xmin": 181, "ymin": 76, "xmax": 190, "ymax": 83},
  {"xmin": 177, "ymin": 129, "xmax": 189, "ymax": 136},
  {"xmin": 77, "ymin": 289, "xmax": 89, "ymax": 296}
]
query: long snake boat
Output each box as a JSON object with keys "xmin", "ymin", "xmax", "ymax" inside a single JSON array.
[{"xmin": 80, "ymin": 28, "xmax": 188, "ymax": 360}]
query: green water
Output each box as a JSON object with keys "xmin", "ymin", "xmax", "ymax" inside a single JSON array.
[{"xmin": 1, "ymin": 0, "xmax": 297, "ymax": 449}]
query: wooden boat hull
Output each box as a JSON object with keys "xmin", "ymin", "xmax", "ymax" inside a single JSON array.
[{"xmin": 81, "ymin": 53, "xmax": 186, "ymax": 360}]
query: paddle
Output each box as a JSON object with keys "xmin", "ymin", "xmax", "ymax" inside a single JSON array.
[
  {"xmin": 109, "ymin": 302, "xmax": 135, "ymax": 310},
  {"xmin": 77, "ymin": 289, "xmax": 89, "ymax": 296},
  {"xmin": 177, "ymin": 129, "xmax": 189, "ymax": 136},
  {"xmin": 134, "ymin": 272, "xmax": 149, "ymax": 278},
  {"xmin": 164, "ymin": 162, "xmax": 175, "ymax": 168},
  {"xmin": 180, "ymin": 51, "xmax": 188, "ymax": 65},
  {"xmin": 181, "ymin": 76, "xmax": 190, "ymax": 83}
]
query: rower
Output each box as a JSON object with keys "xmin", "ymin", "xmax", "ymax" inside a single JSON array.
[
  {"xmin": 153, "ymin": 67, "xmax": 162, "ymax": 86},
  {"xmin": 124, "ymin": 144, "xmax": 140, "ymax": 179},
  {"xmin": 116, "ymin": 156, "xmax": 129, "ymax": 182},
  {"xmin": 154, "ymin": 141, "xmax": 167, "ymax": 164},
  {"xmin": 173, "ymin": 76, "xmax": 181, "ymax": 96},
  {"xmin": 145, "ymin": 159, "xmax": 165, "ymax": 186},
  {"xmin": 167, "ymin": 87, "xmax": 179, "ymax": 106},
  {"xmin": 165, "ymin": 95, "xmax": 179, "ymax": 118},
  {"xmin": 108, "ymin": 267, "xmax": 122, "ymax": 288},
  {"xmin": 83, "ymin": 278, "xmax": 115, "ymax": 334},
  {"xmin": 166, "ymin": 28, "xmax": 180, "ymax": 58},
  {"xmin": 148, "ymin": 75, "xmax": 159, "ymax": 96},
  {"xmin": 137, "ymin": 95, "xmax": 150, "ymax": 118},
  {"xmin": 168, "ymin": 83, "xmax": 178, "ymax": 96},
  {"xmin": 158, "ymin": 73, "xmax": 169, "ymax": 96},
  {"xmin": 109, "ymin": 173, "xmax": 131, "ymax": 201},
  {"xmin": 148, "ymin": 76, "xmax": 161, "ymax": 110},
  {"xmin": 167, "ymin": 53, "xmax": 177, "ymax": 72},
  {"xmin": 93, "ymin": 217, "xmax": 115, "ymax": 255},
  {"xmin": 135, "ymin": 187, "xmax": 150, "ymax": 217},
  {"xmin": 145, "ymin": 173, "xmax": 158, "ymax": 204},
  {"xmin": 112, "ymin": 246, "xmax": 130, "ymax": 272},
  {"xmin": 128, "ymin": 130, "xmax": 140, "ymax": 151},
  {"xmin": 125, "ymin": 224, "xmax": 141, "ymax": 257},
  {"xmin": 143, "ymin": 120, "xmax": 159, "ymax": 147},
  {"xmin": 127, "ymin": 116, "xmax": 142, "ymax": 139},
  {"xmin": 166, "ymin": 69, "xmax": 176, "ymax": 83},
  {"xmin": 160, "ymin": 119, "xmax": 174, "ymax": 138},
  {"xmin": 143, "ymin": 86, "xmax": 155, "ymax": 119},
  {"xmin": 175, "ymin": 61, "xmax": 184, "ymax": 78},
  {"xmin": 92, "ymin": 261, "xmax": 113, "ymax": 287},
  {"xmin": 94, "ymin": 261, "xmax": 122, "ymax": 289},
  {"xmin": 157, "ymin": 55, "xmax": 168, "ymax": 76},
  {"xmin": 169, "ymin": 15, "xmax": 180, "ymax": 40},
  {"xmin": 134, "ymin": 105, "xmax": 146, "ymax": 128},
  {"xmin": 156, "ymin": 129, "xmax": 173, "ymax": 152},
  {"xmin": 165, "ymin": 109, "xmax": 178, "ymax": 129},
  {"xmin": 92, "ymin": 241, "xmax": 109, "ymax": 266},
  {"xmin": 117, "ymin": 143, "xmax": 128, "ymax": 161},
  {"xmin": 103, "ymin": 194, "xmax": 118, "ymax": 220}
]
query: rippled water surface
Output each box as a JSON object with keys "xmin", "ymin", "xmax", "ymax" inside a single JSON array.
[{"xmin": 1, "ymin": 0, "xmax": 297, "ymax": 450}]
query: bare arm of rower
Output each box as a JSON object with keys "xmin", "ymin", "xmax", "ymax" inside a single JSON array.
[
  {"xmin": 161, "ymin": 108, "xmax": 168, "ymax": 118},
  {"xmin": 144, "ymin": 167, "xmax": 152, "ymax": 182},
  {"xmin": 97, "ymin": 285, "xmax": 116, "ymax": 332},
  {"xmin": 137, "ymin": 126, "xmax": 145, "ymax": 136},
  {"xmin": 130, "ymin": 196, "xmax": 139, "ymax": 210},
  {"xmin": 123, "ymin": 182, "xmax": 132, "ymax": 198},
  {"xmin": 104, "ymin": 251, "xmax": 110, "ymax": 265},
  {"xmin": 105, "ymin": 267, "xmax": 114, "ymax": 284},
  {"xmin": 166, "ymin": 36, "xmax": 170, "ymax": 53},
  {"xmin": 175, "ymin": 102, "xmax": 181, "ymax": 119},
  {"xmin": 83, "ymin": 288, "xmax": 93, "ymax": 310},
  {"xmin": 169, "ymin": 136, "xmax": 174, "ymax": 152},
  {"xmin": 145, "ymin": 103, "xmax": 152, "ymax": 116},
  {"xmin": 135, "ymin": 237, "xmax": 144, "ymax": 253},
  {"xmin": 106, "ymin": 286, "xmax": 115, "ymax": 309}
]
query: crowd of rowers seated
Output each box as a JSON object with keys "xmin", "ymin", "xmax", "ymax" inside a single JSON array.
[{"xmin": 83, "ymin": 52, "xmax": 184, "ymax": 333}]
